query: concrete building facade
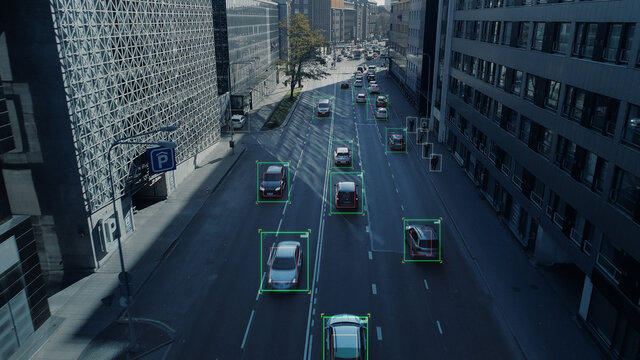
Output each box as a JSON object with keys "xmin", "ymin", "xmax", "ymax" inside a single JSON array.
[
  {"xmin": 430, "ymin": 0, "xmax": 640, "ymax": 358},
  {"xmin": 0, "ymin": 1, "xmax": 224, "ymax": 277}
]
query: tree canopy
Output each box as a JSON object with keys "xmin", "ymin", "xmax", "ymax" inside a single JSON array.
[{"xmin": 278, "ymin": 14, "xmax": 329, "ymax": 99}]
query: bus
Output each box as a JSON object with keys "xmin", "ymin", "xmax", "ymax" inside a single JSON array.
[{"xmin": 353, "ymin": 49, "xmax": 363, "ymax": 60}]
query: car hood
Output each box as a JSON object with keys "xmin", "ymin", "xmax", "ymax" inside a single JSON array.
[
  {"xmin": 261, "ymin": 180, "xmax": 281, "ymax": 189},
  {"xmin": 269, "ymin": 268, "xmax": 297, "ymax": 282}
]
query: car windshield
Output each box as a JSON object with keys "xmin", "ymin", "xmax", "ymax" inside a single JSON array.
[
  {"xmin": 338, "ymin": 190, "xmax": 354, "ymax": 203},
  {"xmin": 319, "ymin": 103, "xmax": 329, "ymax": 109},
  {"xmin": 333, "ymin": 326, "xmax": 361, "ymax": 359},
  {"xmin": 264, "ymin": 173, "xmax": 281, "ymax": 181},
  {"xmin": 337, "ymin": 152, "xmax": 349, "ymax": 157},
  {"xmin": 272, "ymin": 255, "xmax": 295, "ymax": 270}
]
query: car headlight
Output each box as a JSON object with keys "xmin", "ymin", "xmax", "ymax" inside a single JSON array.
[
  {"xmin": 260, "ymin": 186, "xmax": 265, "ymax": 191},
  {"xmin": 275, "ymin": 186, "xmax": 281, "ymax": 191}
]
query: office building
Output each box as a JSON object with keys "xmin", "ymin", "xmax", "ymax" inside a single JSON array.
[
  {"xmin": 213, "ymin": 0, "xmax": 280, "ymax": 112},
  {"xmin": 389, "ymin": 0, "xmax": 410, "ymax": 81},
  {"xmin": 430, "ymin": 0, "xmax": 640, "ymax": 357},
  {"xmin": 1, "ymin": 1, "xmax": 223, "ymax": 275},
  {"xmin": 0, "ymin": 75, "xmax": 50, "ymax": 360}
]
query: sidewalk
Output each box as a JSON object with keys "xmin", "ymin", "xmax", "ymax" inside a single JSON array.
[
  {"xmin": 12, "ymin": 140, "xmax": 246, "ymax": 360},
  {"xmin": 395, "ymin": 108, "xmax": 604, "ymax": 356}
]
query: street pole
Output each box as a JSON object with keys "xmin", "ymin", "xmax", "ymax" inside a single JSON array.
[{"xmin": 106, "ymin": 127, "xmax": 176, "ymax": 353}]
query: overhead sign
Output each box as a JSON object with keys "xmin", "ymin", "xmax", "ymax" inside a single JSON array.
[{"xmin": 147, "ymin": 146, "xmax": 176, "ymax": 175}]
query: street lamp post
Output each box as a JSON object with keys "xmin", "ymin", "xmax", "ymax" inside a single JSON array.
[{"xmin": 107, "ymin": 125, "xmax": 177, "ymax": 352}]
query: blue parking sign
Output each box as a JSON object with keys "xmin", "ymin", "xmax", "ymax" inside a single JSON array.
[{"xmin": 148, "ymin": 147, "xmax": 176, "ymax": 175}]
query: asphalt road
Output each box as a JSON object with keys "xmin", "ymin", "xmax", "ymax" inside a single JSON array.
[{"xmin": 130, "ymin": 57, "xmax": 521, "ymax": 359}]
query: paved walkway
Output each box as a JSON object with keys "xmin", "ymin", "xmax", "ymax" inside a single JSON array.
[{"xmin": 10, "ymin": 83, "xmax": 297, "ymax": 360}]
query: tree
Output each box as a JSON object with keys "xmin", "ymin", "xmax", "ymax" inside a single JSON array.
[
  {"xmin": 278, "ymin": 14, "xmax": 329, "ymax": 99},
  {"xmin": 375, "ymin": 11, "xmax": 390, "ymax": 39}
]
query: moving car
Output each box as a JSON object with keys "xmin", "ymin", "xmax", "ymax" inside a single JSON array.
[
  {"xmin": 405, "ymin": 224, "xmax": 439, "ymax": 258},
  {"xmin": 354, "ymin": 79, "xmax": 363, "ymax": 87},
  {"xmin": 356, "ymin": 65, "xmax": 365, "ymax": 73},
  {"xmin": 335, "ymin": 181, "xmax": 358, "ymax": 209},
  {"xmin": 260, "ymin": 165, "xmax": 286, "ymax": 197},
  {"xmin": 375, "ymin": 107, "xmax": 388, "ymax": 119},
  {"xmin": 325, "ymin": 314, "xmax": 367, "ymax": 360},
  {"xmin": 388, "ymin": 133, "xmax": 405, "ymax": 150},
  {"xmin": 231, "ymin": 114, "xmax": 246, "ymax": 129},
  {"xmin": 369, "ymin": 84, "xmax": 380, "ymax": 94},
  {"xmin": 341, "ymin": 81, "xmax": 350, "ymax": 89},
  {"xmin": 334, "ymin": 147, "xmax": 352, "ymax": 166},
  {"xmin": 267, "ymin": 241, "xmax": 302, "ymax": 289},
  {"xmin": 367, "ymin": 74, "xmax": 376, "ymax": 82},
  {"xmin": 317, "ymin": 99, "xmax": 331, "ymax": 117},
  {"xmin": 356, "ymin": 92, "xmax": 366, "ymax": 103},
  {"xmin": 376, "ymin": 95, "xmax": 387, "ymax": 107},
  {"xmin": 368, "ymin": 66, "xmax": 376, "ymax": 74}
]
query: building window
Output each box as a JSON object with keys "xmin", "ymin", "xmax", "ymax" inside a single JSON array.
[
  {"xmin": 491, "ymin": 21, "xmax": 501, "ymax": 44},
  {"xmin": 573, "ymin": 23, "xmax": 598, "ymax": 59},
  {"xmin": 496, "ymin": 65, "xmax": 506, "ymax": 89},
  {"xmin": 622, "ymin": 104, "xmax": 640, "ymax": 148},
  {"xmin": 502, "ymin": 22, "xmax": 513, "ymax": 46},
  {"xmin": 455, "ymin": 21, "xmax": 464, "ymax": 38},
  {"xmin": 603, "ymin": 23, "xmax": 635, "ymax": 64},
  {"xmin": 563, "ymin": 86, "xmax": 586, "ymax": 121},
  {"xmin": 474, "ymin": 21, "xmax": 482, "ymax": 40},
  {"xmin": 597, "ymin": 236, "xmax": 623, "ymax": 284},
  {"xmin": 545, "ymin": 80, "xmax": 561, "ymax": 110},
  {"xmin": 581, "ymin": 152, "xmax": 607, "ymax": 194},
  {"xmin": 532, "ymin": 22, "xmax": 545, "ymax": 51},
  {"xmin": 517, "ymin": 22, "xmax": 530, "ymax": 48},
  {"xmin": 524, "ymin": 74, "xmax": 536, "ymax": 101},
  {"xmin": 610, "ymin": 167, "xmax": 640, "ymax": 224},
  {"xmin": 553, "ymin": 22, "xmax": 571, "ymax": 54},
  {"xmin": 591, "ymin": 95, "xmax": 619, "ymax": 137},
  {"xmin": 511, "ymin": 70, "xmax": 523, "ymax": 95}
]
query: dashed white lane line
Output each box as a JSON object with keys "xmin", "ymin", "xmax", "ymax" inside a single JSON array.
[
  {"xmin": 395, "ymin": 187, "xmax": 399, "ymax": 194},
  {"xmin": 371, "ymin": 283, "xmax": 377, "ymax": 295},
  {"xmin": 368, "ymin": 251, "xmax": 372, "ymax": 260},
  {"xmin": 401, "ymin": 204, "xmax": 404, "ymax": 211},
  {"xmin": 365, "ymin": 225, "xmax": 370, "ymax": 233},
  {"xmin": 276, "ymin": 218, "xmax": 283, "ymax": 233},
  {"xmin": 376, "ymin": 326, "xmax": 383, "ymax": 341},
  {"xmin": 256, "ymin": 272, "xmax": 265, "ymax": 300},
  {"xmin": 424, "ymin": 279, "xmax": 429, "ymax": 291},
  {"xmin": 307, "ymin": 335, "xmax": 313, "ymax": 359},
  {"xmin": 436, "ymin": 320, "xmax": 443, "ymax": 334},
  {"xmin": 241, "ymin": 310, "xmax": 255, "ymax": 349}
]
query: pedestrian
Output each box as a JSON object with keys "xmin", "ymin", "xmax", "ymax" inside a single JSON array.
[
  {"xmin": 423, "ymin": 143, "xmax": 430, "ymax": 157},
  {"xmin": 409, "ymin": 118, "xmax": 415, "ymax": 132},
  {"xmin": 431, "ymin": 155, "xmax": 439, "ymax": 170}
]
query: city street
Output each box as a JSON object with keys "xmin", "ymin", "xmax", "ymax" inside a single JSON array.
[{"xmin": 127, "ymin": 57, "xmax": 523, "ymax": 360}]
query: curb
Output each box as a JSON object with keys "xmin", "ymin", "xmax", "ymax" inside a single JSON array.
[{"xmin": 262, "ymin": 89, "xmax": 305, "ymax": 132}]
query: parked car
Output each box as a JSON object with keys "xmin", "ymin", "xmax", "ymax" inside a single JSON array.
[
  {"xmin": 388, "ymin": 133, "xmax": 405, "ymax": 150},
  {"xmin": 335, "ymin": 181, "xmax": 358, "ymax": 209},
  {"xmin": 341, "ymin": 81, "xmax": 350, "ymax": 89},
  {"xmin": 369, "ymin": 84, "xmax": 380, "ymax": 94},
  {"xmin": 334, "ymin": 147, "xmax": 352, "ymax": 166},
  {"xmin": 325, "ymin": 314, "xmax": 367, "ymax": 360},
  {"xmin": 354, "ymin": 79, "xmax": 363, "ymax": 87},
  {"xmin": 267, "ymin": 241, "xmax": 302, "ymax": 289},
  {"xmin": 260, "ymin": 165, "xmax": 286, "ymax": 197},
  {"xmin": 375, "ymin": 107, "xmax": 388, "ymax": 119},
  {"xmin": 317, "ymin": 98, "xmax": 331, "ymax": 117},
  {"xmin": 405, "ymin": 224, "xmax": 439, "ymax": 258},
  {"xmin": 356, "ymin": 92, "xmax": 366, "ymax": 103},
  {"xmin": 231, "ymin": 114, "xmax": 246, "ymax": 129},
  {"xmin": 375, "ymin": 95, "xmax": 387, "ymax": 107}
]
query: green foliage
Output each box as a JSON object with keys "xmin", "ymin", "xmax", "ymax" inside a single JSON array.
[
  {"xmin": 279, "ymin": 14, "xmax": 329, "ymax": 99},
  {"xmin": 263, "ymin": 87, "xmax": 302, "ymax": 130}
]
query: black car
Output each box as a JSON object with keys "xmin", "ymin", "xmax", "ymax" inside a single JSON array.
[
  {"xmin": 260, "ymin": 165, "xmax": 286, "ymax": 197},
  {"xmin": 341, "ymin": 81, "xmax": 350, "ymax": 89},
  {"xmin": 335, "ymin": 182, "xmax": 358, "ymax": 210},
  {"xmin": 405, "ymin": 224, "xmax": 440, "ymax": 258}
]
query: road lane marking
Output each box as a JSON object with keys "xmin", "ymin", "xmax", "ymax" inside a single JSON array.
[
  {"xmin": 365, "ymin": 225, "xmax": 370, "ymax": 232},
  {"xmin": 276, "ymin": 218, "xmax": 283, "ymax": 233},
  {"xmin": 368, "ymin": 251, "xmax": 372, "ymax": 260},
  {"xmin": 395, "ymin": 187, "xmax": 399, "ymax": 194},
  {"xmin": 307, "ymin": 335, "xmax": 313, "ymax": 360},
  {"xmin": 401, "ymin": 204, "xmax": 404, "ymax": 211},
  {"xmin": 376, "ymin": 326, "xmax": 383, "ymax": 341},
  {"xmin": 372, "ymin": 283, "xmax": 377, "ymax": 295},
  {"xmin": 436, "ymin": 320, "xmax": 443, "ymax": 334},
  {"xmin": 256, "ymin": 272, "xmax": 266, "ymax": 300},
  {"xmin": 424, "ymin": 279, "xmax": 429, "ymax": 291},
  {"xmin": 241, "ymin": 310, "xmax": 255, "ymax": 349}
]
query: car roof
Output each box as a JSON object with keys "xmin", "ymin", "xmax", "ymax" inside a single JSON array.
[
  {"xmin": 357, "ymin": 93, "xmax": 365, "ymax": 97},
  {"xmin": 377, "ymin": 95, "xmax": 386, "ymax": 100},
  {"xmin": 319, "ymin": 98, "xmax": 330, "ymax": 104},
  {"xmin": 231, "ymin": 114, "xmax": 243, "ymax": 119},
  {"xmin": 274, "ymin": 241, "xmax": 300, "ymax": 258},
  {"xmin": 266, "ymin": 165, "xmax": 282, "ymax": 173},
  {"xmin": 333, "ymin": 326, "xmax": 360, "ymax": 356},
  {"xmin": 378, "ymin": 108, "xmax": 387, "ymax": 112},
  {"xmin": 336, "ymin": 147, "xmax": 349, "ymax": 153},
  {"xmin": 409, "ymin": 225, "xmax": 436, "ymax": 239},
  {"xmin": 337, "ymin": 182, "xmax": 356, "ymax": 192}
]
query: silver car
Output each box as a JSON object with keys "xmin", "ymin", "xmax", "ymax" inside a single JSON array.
[
  {"xmin": 325, "ymin": 314, "xmax": 367, "ymax": 360},
  {"xmin": 267, "ymin": 241, "xmax": 302, "ymax": 289},
  {"xmin": 405, "ymin": 224, "xmax": 440, "ymax": 258}
]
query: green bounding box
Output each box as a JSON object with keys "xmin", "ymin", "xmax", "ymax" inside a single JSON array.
[{"xmin": 402, "ymin": 218, "xmax": 442, "ymax": 263}]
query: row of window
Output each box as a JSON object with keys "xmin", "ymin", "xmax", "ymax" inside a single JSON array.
[
  {"xmin": 458, "ymin": 0, "xmax": 620, "ymax": 11},
  {"xmin": 453, "ymin": 20, "xmax": 637, "ymax": 67},
  {"xmin": 448, "ymin": 76, "xmax": 640, "ymax": 223},
  {"xmin": 449, "ymin": 52, "xmax": 640, "ymax": 145}
]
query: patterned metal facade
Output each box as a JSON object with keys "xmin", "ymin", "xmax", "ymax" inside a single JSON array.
[{"xmin": 49, "ymin": 0, "xmax": 221, "ymax": 213}]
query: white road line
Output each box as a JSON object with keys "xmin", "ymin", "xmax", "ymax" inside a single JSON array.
[
  {"xmin": 241, "ymin": 310, "xmax": 255, "ymax": 349},
  {"xmin": 314, "ymin": 298, "xmax": 317, "ymax": 304},
  {"xmin": 401, "ymin": 204, "xmax": 404, "ymax": 211},
  {"xmin": 307, "ymin": 335, "xmax": 313, "ymax": 360},
  {"xmin": 368, "ymin": 251, "xmax": 372, "ymax": 260},
  {"xmin": 436, "ymin": 320, "xmax": 443, "ymax": 334},
  {"xmin": 256, "ymin": 272, "xmax": 265, "ymax": 301},
  {"xmin": 371, "ymin": 283, "xmax": 377, "ymax": 295},
  {"xmin": 376, "ymin": 326, "xmax": 383, "ymax": 341},
  {"xmin": 365, "ymin": 225, "xmax": 370, "ymax": 232},
  {"xmin": 311, "ymin": 319, "xmax": 314, "ymax": 327},
  {"xmin": 276, "ymin": 218, "xmax": 283, "ymax": 234},
  {"xmin": 391, "ymin": 173, "xmax": 395, "ymax": 179},
  {"xmin": 424, "ymin": 279, "xmax": 429, "ymax": 291},
  {"xmin": 395, "ymin": 188, "xmax": 399, "ymax": 194}
]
